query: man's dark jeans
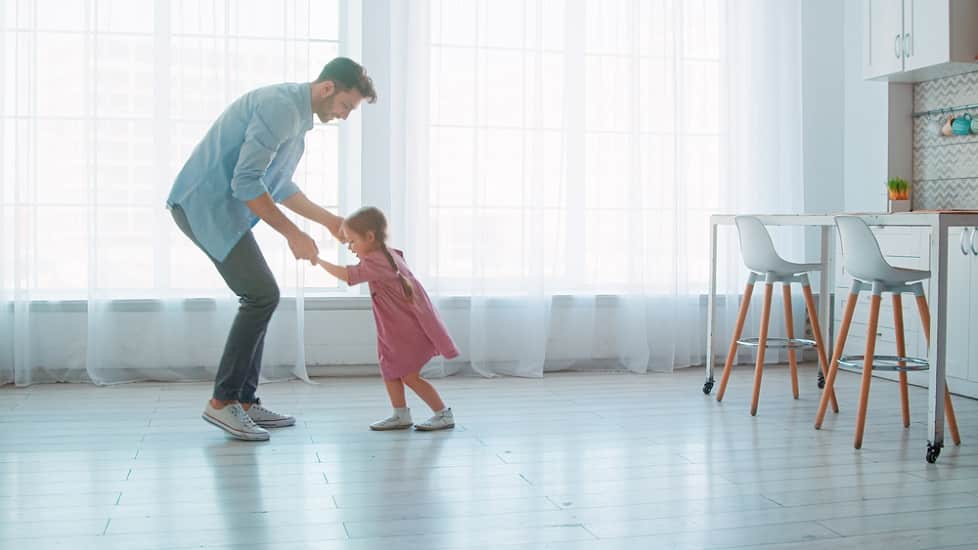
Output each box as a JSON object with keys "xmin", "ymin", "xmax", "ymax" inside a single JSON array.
[{"xmin": 170, "ymin": 205, "xmax": 279, "ymax": 403}]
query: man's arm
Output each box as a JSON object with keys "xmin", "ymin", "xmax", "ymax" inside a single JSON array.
[
  {"xmin": 230, "ymin": 101, "xmax": 318, "ymax": 262},
  {"xmin": 247, "ymin": 193, "xmax": 318, "ymax": 263},
  {"xmin": 316, "ymin": 258, "xmax": 350, "ymax": 284},
  {"xmin": 282, "ymin": 191, "xmax": 344, "ymax": 241}
]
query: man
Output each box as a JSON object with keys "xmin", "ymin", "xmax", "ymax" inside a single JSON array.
[{"xmin": 168, "ymin": 57, "xmax": 376, "ymax": 441}]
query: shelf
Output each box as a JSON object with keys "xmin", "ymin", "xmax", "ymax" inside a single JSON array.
[{"xmin": 913, "ymin": 102, "xmax": 978, "ymax": 118}]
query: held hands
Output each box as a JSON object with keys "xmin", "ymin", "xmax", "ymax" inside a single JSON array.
[{"xmin": 287, "ymin": 231, "xmax": 319, "ymax": 265}]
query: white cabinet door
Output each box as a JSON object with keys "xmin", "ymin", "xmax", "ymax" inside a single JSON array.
[
  {"xmin": 946, "ymin": 228, "xmax": 972, "ymax": 381},
  {"xmin": 968, "ymin": 228, "xmax": 978, "ymax": 383},
  {"xmin": 864, "ymin": 0, "xmax": 906, "ymax": 79},
  {"xmin": 904, "ymin": 0, "xmax": 950, "ymax": 70}
]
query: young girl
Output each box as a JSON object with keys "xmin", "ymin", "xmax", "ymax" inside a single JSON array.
[{"xmin": 316, "ymin": 207, "xmax": 459, "ymax": 431}]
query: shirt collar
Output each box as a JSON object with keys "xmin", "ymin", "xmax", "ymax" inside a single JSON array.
[{"xmin": 297, "ymin": 83, "xmax": 314, "ymax": 133}]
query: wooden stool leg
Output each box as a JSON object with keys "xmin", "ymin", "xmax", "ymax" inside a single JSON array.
[
  {"xmin": 816, "ymin": 291, "xmax": 858, "ymax": 428},
  {"xmin": 717, "ymin": 281, "xmax": 755, "ymax": 402},
  {"xmin": 783, "ymin": 284, "xmax": 799, "ymax": 399},
  {"xmin": 801, "ymin": 284, "xmax": 838, "ymax": 413},
  {"xmin": 750, "ymin": 283, "xmax": 774, "ymax": 416},
  {"xmin": 915, "ymin": 295, "xmax": 961, "ymax": 446},
  {"xmin": 854, "ymin": 294, "xmax": 882, "ymax": 449},
  {"xmin": 945, "ymin": 387, "xmax": 961, "ymax": 446},
  {"xmin": 891, "ymin": 294, "xmax": 911, "ymax": 428},
  {"xmin": 916, "ymin": 294, "xmax": 931, "ymax": 342}
]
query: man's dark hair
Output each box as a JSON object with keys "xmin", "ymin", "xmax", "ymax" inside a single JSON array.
[{"xmin": 315, "ymin": 57, "xmax": 377, "ymax": 103}]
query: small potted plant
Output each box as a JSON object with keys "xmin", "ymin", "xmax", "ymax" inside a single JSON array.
[{"xmin": 887, "ymin": 177, "xmax": 911, "ymax": 213}]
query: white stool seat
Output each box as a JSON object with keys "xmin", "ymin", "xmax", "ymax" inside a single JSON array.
[
  {"xmin": 767, "ymin": 260, "xmax": 823, "ymax": 276},
  {"xmin": 835, "ymin": 216, "xmax": 929, "ymax": 285},
  {"xmin": 881, "ymin": 266, "xmax": 931, "ymax": 284},
  {"xmin": 735, "ymin": 216, "xmax": 820, "ymax": 280}
]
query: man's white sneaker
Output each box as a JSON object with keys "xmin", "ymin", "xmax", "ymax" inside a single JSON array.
[
  {"xmin": 370, "ymin": 408, "xmax": 413, "ymax": 431},
  {"xmin": 245, "ymin": 399, "xmax": 296, "ymax": 428},
  {"xmin": 202, "ymin": 402, "xmax": 270, "ymax": 441},
  {"xmin": 414, "ymin": 408, "xmax": 454, "ymax": 431}
]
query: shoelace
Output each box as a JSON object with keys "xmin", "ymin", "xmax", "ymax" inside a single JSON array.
[{"xmin": 231, "ymin": 405, "xmax": 261, "ymax": 429}]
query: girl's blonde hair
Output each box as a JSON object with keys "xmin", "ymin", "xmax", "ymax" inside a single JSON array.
[{"xmin": 344, "ymin": 206, "xmax": 414, "ymax": 301}]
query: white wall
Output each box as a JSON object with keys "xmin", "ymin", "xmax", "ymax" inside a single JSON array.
[
  {"xmin": 801, "ymin": 0, "xmax": 845, "ymax": 260},
  {"xmin": 801, "ymin": 0, "xmax": 894, "ymax": 231},
  {"xmin": 802, "ymin": 0, "xmax": 845, "ymax": 217},
  {"xmin": 842, "ymin": 0, "xmax": 890, "ymax": 212}
]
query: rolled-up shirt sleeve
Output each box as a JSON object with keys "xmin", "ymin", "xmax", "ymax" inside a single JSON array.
[
  {"xmin": 271, "ymin": 179, "xmax": 302, "ymax": 203},
  {"xmin": 230, "ymin": 101, "xmax": 298, "ymax": 202}
]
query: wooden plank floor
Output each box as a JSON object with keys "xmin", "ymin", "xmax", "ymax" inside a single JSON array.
[{"xmin": 2, "ymin": 364, "xmax": 978, "ymax": 550}]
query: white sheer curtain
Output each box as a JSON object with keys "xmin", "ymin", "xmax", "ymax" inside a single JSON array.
[
  {"xmin": 388, "ymin": 0, "xmax": 806, "ymax": 378},
  {"xmin": 1, "ymin": 0, "xmax": 352, "ymax": 386}
]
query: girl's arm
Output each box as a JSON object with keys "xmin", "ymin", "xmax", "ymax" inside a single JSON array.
[{"xmin": 316, "ymin": 258, "xmax": 350, "ymax": 284}]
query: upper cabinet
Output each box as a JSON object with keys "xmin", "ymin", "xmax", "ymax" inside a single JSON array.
[{"xmin": 863, "ymin": 0, "xmax": 978, "ymax": 82}]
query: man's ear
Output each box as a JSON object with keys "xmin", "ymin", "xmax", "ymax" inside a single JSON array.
[{"xmin": 320, "ymin": 80, "xmax": 335, "ymax": 98}]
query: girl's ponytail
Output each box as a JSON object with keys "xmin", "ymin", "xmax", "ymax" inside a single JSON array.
[{"xmin": 380, "ymin": 243, "xmax": 414, "ymax": 302}]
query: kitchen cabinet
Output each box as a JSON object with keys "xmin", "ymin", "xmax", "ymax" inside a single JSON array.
[
  {"xmin": 946, "ymin": 227, "xmax": 978, "ymax": 397},
  {"xmin": 863, "ymin": 0, "xmax": 978, "ymax": 82}
]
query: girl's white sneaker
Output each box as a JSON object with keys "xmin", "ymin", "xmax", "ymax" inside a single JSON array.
[
  {"xmin": 370, "ymin": 408, "xmax": 413, "ymax": 431},
  {"xmin": 414, "ymin": 408, "xmax": 454, "ymax": 431}
]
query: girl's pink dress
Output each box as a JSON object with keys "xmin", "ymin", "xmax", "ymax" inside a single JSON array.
[{"xmin": 346, "ymin": 248, "xmax": 459, "ymax": 380}]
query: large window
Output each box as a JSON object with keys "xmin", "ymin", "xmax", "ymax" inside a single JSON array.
[
  {"xmin": 420, "ymin": 0, "xmax": 722, "ymax": 295},
  {"xmin": 1, "ymin": 0, "xmax": 354, "ymax": 299}
]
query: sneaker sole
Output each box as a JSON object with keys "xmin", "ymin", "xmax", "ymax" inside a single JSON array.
[
  {"xmin": 369, "ymin": 423, "xmax": 414, "ymax": 431},
  {"xmin": 253, "ymin": 417, "xmax": 296, "ymax": 429},
  {"xmin": 202, "ymin": 412, "xmax": 270, "ymax": 441},
  {"xmin": 414, "ymin": 423, "xmax": 455, "ymax": 432}
]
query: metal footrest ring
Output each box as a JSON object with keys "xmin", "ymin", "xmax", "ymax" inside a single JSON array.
[
  {"xmin": 736, "ymin": 337, "xmax": 816, "ymax": 350},
  {"xmin": 837, "ymin": 355, "xmax": 929, "ymax": 372}
]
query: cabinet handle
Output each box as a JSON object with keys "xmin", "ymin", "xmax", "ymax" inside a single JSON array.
[
  {"xmin": 895, "ymin": 34, "xmax": 903, "ymax": 58},
  {"xmin": 961, "ymin": 227, "xmax": 971, "ymax": 256},
  {"xmin": 972, "ymin": 226, "xmax": 978, "ymax": 256},
  {"xmin": 904, "ymin": 33, "xmax": 912, "ymax": 58}
]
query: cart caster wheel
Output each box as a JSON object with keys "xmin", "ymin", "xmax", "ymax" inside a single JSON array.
[
  {"xmin": 926, "ymin": 443, "xmax": 941, "ymax": 464},
  {"xmin": 702, "ymin": 380, "xmax": 714, "ymax": 395}
]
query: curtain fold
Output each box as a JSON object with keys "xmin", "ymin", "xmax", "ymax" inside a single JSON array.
[{"xmin": 389, "ymin": 0, "xmax": 807, "ymax": 378}]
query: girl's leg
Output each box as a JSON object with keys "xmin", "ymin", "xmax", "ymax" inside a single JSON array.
[
  {"xmin": 401, "ymin": 373, "xmax": 446, "ymax": 412},
  {"xmin": 370, "ymin": 378, "xmax": 413, "ymax": 431},
  {"xmin": 384, "ymin": 378, "xmax": 407, "ymax": 408}
]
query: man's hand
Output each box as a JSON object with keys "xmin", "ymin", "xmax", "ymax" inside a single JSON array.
[
  {"xmin": 287, "ymin": 231, "xmax": 319, "ymax": 264},
  {"xmin": 334, "ymin": 221, "xmax": 349, "ymax": 244},
  {"xmin": 282, "ymin": 192, "xmax": 344, "ymax": 242}
]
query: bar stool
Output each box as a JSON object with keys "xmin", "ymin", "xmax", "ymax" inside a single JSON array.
[
  {"xmin": 814, "ymin": 216, "xmax": 961, "ymax": 452},
  {"xmin": 716, "ymin": 216, "xmax": 838, "ymax": 416}
]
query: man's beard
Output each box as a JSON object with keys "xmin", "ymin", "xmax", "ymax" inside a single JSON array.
[{"xmin": 319, "ymin": 94, "xmax": 335, "ymax": 122}]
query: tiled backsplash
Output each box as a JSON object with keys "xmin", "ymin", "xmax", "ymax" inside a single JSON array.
[{"xmin": 913, "ymin": 70, "xmax": 978, "ymax": 210}]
